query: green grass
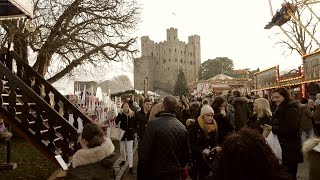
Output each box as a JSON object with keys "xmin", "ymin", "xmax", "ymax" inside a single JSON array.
[
  {"xmin": 0, "ymin": 137, "xmax": 56, "ymax": 179},
  {"xmin": 0, "ymin": 137, "xmax": 120, "ymax": 179}
]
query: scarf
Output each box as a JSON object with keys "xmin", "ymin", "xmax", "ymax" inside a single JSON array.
[{"xmin": 198, "ymin": 116, "xmax": 217, "ymax": 133}]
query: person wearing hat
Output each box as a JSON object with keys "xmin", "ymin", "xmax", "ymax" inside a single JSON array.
[{"xmin": 188, "ymin": 104, "xmax": 221, "ymax": 180}]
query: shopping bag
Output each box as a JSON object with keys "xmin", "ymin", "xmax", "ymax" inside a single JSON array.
[
  {"xmin": 266, "ymin": 131, "xmax": 282, "ymax": 161},
  {"xmin": 107, "ymin": 126, "xmax": 125, "ymax": 141}
]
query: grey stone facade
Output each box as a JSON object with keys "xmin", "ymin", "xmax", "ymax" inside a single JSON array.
[{"xmin": 134, "ymin": 28, "xmax": 201, "ymax": 95}]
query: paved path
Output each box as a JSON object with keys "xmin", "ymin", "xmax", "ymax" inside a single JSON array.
[{"xmin": 114, "ymin": 141, "xmax": 138, "ymax": 180}]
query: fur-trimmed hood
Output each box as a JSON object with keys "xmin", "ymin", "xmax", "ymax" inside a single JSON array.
[
  {"xmin": 232, "ymin": 97, "xmax": 248, "ymax": 104},
  {"xmin": 72, "ymin": 138, "xmax": 115, "ymax": 168},
  {"xmin": 186, "ymin": 119, "xmax": 196, "ymax": 128},
  {"xmin": 302, "ymin": 138, "xmax": 320, "ymax": 160}
]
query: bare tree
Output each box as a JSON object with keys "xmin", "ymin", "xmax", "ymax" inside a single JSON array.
[
  {"xmin": 0, "ymin": 0, "xmax": 141, "ymax": 83},
  {"xmin": 112, "ymin": 74, "xmax": 133, "ymax": 88},
  {"xmin": 269, "ymin": 0, "xmax": 320, "ymax": 56}
]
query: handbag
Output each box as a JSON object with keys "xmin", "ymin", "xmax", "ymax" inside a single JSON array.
[
  {"xmin": 265, "ymin": 131, "xmax": 282, "ymax": 161},
  {"xmin": 107, "ymin": 125, "xmax": 125, "ymax": 141}
]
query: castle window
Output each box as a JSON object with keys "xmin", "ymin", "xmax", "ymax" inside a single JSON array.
[
  {"xmin": 197, "ymin": 43, "xmax": 199, "ymax": 46},
  {"xmin": 174, "ymin": 36, "xmax": 176, "ymax": 39},
  {"xmin": 181, "ymin": 59, "xmax": 183, "ymax": 63},
  {"xmin": 175, "ymin": 48, "xmax": 177, "ymax": 52},
  {"xmin": 156, "ymin": 61, "xmax": 158, "ymax": 64},
  {"xmin": 169, "ymin": 49, "xmax": 171, "ymax": 52},
  {"xmin": 190, "ymin": 61, "xmax": 193, "ymax": 65},
  {"xmin": 151, "ymin": 52, "xmax": 153, "ymax": 56},
  {"xmin": 168, "ymin": 67, "xmax": 170, "ymax": 70},
  {"xmin": 169, "ymin": 59, "xmax": 171, "ymax": 62},
  {"xmin": 175, "ymin": 58, "xmax": 177, "ymax": 62},
  {"xmin": 181, "ymin": 50, "xmax": 182, "ymax": 54},
  {"xmin": 163, "ymin": 59, "xmax": 166, "ymax": 63}
]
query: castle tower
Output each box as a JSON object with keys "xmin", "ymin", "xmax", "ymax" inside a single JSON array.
[{"xmin": 134, "ymin": 28, "xmax": 201, "ymax": 96}]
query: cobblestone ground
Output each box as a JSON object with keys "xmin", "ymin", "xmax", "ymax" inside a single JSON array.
[{"xmin": 119, "ymin": 143, "xmax": 309, "ymax": 180}]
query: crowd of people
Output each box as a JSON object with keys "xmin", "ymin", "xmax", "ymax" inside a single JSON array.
[{"xmin": 59, "ymin": 87, "xmax": 320, "ymax": 180}]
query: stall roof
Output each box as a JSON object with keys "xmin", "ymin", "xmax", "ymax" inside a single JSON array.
[{"xmin": 0, "ymin": 0, "xmax": 34, "ymax": 20}]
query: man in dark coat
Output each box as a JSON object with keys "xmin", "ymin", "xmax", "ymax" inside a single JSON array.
[
  {"xmin": 135, "ymin": 98, "xmax": 152, "ymax": 140},
  {"xmin": 137, "ymin": 96, "xmax": 190, "ymax": 180},
  {"xmin": 232, "ymin": 91, "xmax": 252, "ymax": 131}
]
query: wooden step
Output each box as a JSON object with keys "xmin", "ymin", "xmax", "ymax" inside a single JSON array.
[
  {"xmin": 2, "ymin": 102, "xmax": 36, "ymax": 106},
  {"xmin": 1, "ymin": 94, "xmax": 23, "ymax": 98},
  {"xmin": 40, "ymin": 126, "xmax": 62, "ymax": 134},
  {"xmin": 29, "ymin": 119, "xmax": 49, "ymax": 124},
  {"xmin": 44, "ymin": 137, "xmax": 61, "ymax": 144},
  {"xmin": 15, "ymin": 111, "xmax": 37, "ymax": 116}
]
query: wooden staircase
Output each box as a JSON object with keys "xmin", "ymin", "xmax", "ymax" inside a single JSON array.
[{"xmin": 0, "ymin": 50, "xmax": 92, "ymax": 166}]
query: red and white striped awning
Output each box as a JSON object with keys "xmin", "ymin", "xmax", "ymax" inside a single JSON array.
[{"xmin": 0, "ymin": 0, "xmax": 34, "ymax": 20}]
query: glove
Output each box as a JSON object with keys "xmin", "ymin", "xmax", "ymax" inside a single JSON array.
[{"xmin": 202, "ymin": 148, "xmax": 210, "ymax": 156}]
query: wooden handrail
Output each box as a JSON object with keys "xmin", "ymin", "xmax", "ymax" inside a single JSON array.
[
  {"xmin": 9, "ymin": 51, "xmax": 92, "ymax": 126},
  {"xmin": 0, "ymin": 60, "xmax": 78, "ymax": 162}
]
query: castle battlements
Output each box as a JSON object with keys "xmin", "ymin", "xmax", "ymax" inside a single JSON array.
[{"xmin": 134, "ymin": 28, "xmax": 201, "ymax": 96}]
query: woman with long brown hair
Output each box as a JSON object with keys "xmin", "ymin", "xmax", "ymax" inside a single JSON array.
[
  {"xmin": 262, "ymin": 87, "xmax": 303, "ymax": 180},
  {"xmin": 214, "ymin": 129, "xmax": 290, "ymax": 180}
]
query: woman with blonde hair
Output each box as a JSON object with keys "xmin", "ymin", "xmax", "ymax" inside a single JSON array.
[
  {"xmin": 247, "ymin": 98, "xmax": 272, "ymax": 134},
  {"xmin": 148, "ymin": 103, "xmax": 163, "ymax": 121},
  {"xmin": 188, "ymin": 105, "xmax": 221, "ymax": 179},
  {"xmin": 116, "ymin": 102, "xmax": 137, "ymax": 174}
]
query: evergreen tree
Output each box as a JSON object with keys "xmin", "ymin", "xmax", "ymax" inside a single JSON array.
[{"xmin": 173, "ymin": 69, "xmax": 189, "ymax": 96}]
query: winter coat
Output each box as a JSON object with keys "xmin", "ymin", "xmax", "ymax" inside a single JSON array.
[
  {"xmin": 115, "ymin": 112, "xmax": 137, "ymax": 141},
  {"xmin": 300, "ymin": 104, "xmax": 313, "ymax": 131},
  {"xmin": 313, "ymin": 105, "xmax": 320, "ymax": 124},
  {"xmin": 135, "ymin": 109, "xmax": 150, "ymax": 139},
  {"xmin": 247, "ymin": 113, "xmax": 271, "ymax": 134},
  {"xmin": 137, "ymin": 113, "xmax": 190, "ymax": 180},
  {"xmin": 214, "ymin": 113, "xmax": 234, "ymax": 145},
  {"xmin": 66, "ymin": 138, "xmax": 116, "ymax": 180},
  {"xmin": 187, "ymin": 120, "xmax": 218, "ymax": 179},
  {"xmin": 302, "ymin": 138, "xmax": 320, "ymax": 180},
  {"xmin": 271, "ymin": 101, "xmax": 303, "ymax": 164},
  {"xmin": 0, "ymin": 122, "xmax": 5, "ymax": 132},
  {"xmin": 232, "ymin": 97, "xmax": 252, "ymax": 131},
  {"xmin": 226, "ymin": 104, "xmax": 235, "ymax": 126}
]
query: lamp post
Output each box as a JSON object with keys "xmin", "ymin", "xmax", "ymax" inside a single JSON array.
[{"xmin": 144, "ymin": 77, "xmax": 148, "ymax": 98}]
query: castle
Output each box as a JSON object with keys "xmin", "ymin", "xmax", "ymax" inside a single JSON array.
[{"xmin": 134, "ymin": 28, "xmax": 201, "ymax": 95}]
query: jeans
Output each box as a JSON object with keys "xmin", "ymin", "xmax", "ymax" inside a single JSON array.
[
  {"xmin": 301, "ymin": 129, "xmax": 315, "ymax": 143},
  {"xmin": 120, "ymin": 140, "xmax": 134, "ymax": 168}
]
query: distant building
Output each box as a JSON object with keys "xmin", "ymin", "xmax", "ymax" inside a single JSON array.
[
  {"xmin": 189, "ymin": 73, "xmax": 251, "ymax": 96},
  {"xmin": 74, "ymin": 80, "xmax": 132, "ymax": 95},
  {"xmin": 74, "ymin": 81, "xmax": 97, "ymax": 94},
  {"xmin": 134, "ymin": 28, "xmax": 201, "ymax": 96}
]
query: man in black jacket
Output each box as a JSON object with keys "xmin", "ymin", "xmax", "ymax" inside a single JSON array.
[
  {"xmin": 137, "ymin": 96, "xmax": 190, "ymax": 180},
  {"xmin": 135, "ymin": 98, "xmax": 152, "ymax": 140}
]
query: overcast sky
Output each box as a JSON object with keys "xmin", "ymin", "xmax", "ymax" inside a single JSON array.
[
  {"xmin": 55, "ymin": 0, "xmax": 316, "ymax": 93},
  {"xmin": 135, "ymin": 0, "xmax": 304, "ymax": 71}
]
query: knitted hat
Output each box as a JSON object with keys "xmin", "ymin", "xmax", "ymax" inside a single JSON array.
[{"xmin": 200, "ymin": 105, "xmax": 214, "ymax": 117}]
